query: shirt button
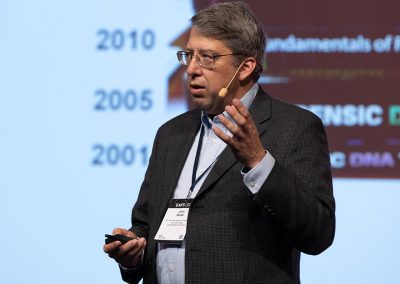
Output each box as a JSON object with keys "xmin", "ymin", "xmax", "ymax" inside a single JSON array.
[
  {"xmin": 250, "ymin": 181, "xmax": 255, "ymax": 187},
  {"xmin": 169, "ymin": 265, "xmax": 175, "ymax": 272}
]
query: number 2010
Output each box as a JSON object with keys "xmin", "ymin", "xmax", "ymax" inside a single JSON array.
[{"xmin": 97, "ymin": 29, "xmax": 155, "ymax": 51}]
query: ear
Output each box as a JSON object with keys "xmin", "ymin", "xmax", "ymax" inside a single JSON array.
[{"xmin": 238, "ymin": 57, "xmax": 257, "ymax": 81}]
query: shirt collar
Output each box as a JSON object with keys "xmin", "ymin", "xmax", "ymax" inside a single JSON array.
[{"xmin": 201, "ymin": 83, "xmax": 259, "ymax": 129}]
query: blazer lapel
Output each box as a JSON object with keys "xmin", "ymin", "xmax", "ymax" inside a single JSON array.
[
  {"xmin": 249, "ymin": 88, "xmax": 272, "ymax": 136},
  {"xmin": 195, "ymin": 88, "xmax": 272, "ymax": 198},
  {"xmin": 158, "ymin": 110, "xmax": 202, "ymax": 212}
]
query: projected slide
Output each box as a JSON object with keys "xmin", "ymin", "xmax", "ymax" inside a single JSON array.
[
  {"xmin": 169, "ymin": 0, "xmax": 400, "ymax": 178},
  {"xmin": 1, "ymin": 1, "xmax": 399, "ymax": 284}
]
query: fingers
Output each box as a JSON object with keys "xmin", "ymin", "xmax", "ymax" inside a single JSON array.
[
  {"xmin": 104, "ymin": 229, "xmax": 146, "ymax": 268},
  {"xmin": 216, "ymin": 113, "xmax": 243, "ymax": 138},
  {"xmin": 113, "ymin": 238, "xmax": 147, "ymax": 263},
  {"xmin": 215, "ymin": 99, "xmax": 254, "ymax": 140},
  {"xmin": 230, "ymin": 98, "xmax": 250, "ymax": 122},
  {"xmin": 212, "ymin": 124, "xmax": 231, "ymax": 144},
  {"xmin": 103, "ymin": 239, "xmax": 122, "ymax": 254},
  {"xmin": 225, "ymin": 105, "xmax": 246, "ymax": 129},
  {"xmin": 212, "ymin": 98, "xmax": 265, "ymax": 168},
  {"xmin": 104, "ymin": 237, "xmax": 147, "ymax": 268}
]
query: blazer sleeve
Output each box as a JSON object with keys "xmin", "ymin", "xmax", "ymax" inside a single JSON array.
[
  {"xmin": 119, "ymin": 130, "xmax": 161, "ymax": 283},
  {"xmin": 253, "ymin": 112, "xmax": 335, "ymax": 255}
]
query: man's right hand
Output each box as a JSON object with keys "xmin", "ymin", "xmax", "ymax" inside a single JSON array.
[{"xmin": 103, "ymin": 228, "xmax": 147, "ymax": 268}]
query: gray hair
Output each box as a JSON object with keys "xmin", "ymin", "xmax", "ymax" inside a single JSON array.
[{"xmin": 191, "ymin": 1, "xmax": 266, "ymax": 80}]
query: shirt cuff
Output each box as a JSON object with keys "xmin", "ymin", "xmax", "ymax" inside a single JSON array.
[
  {"xmin": 119, "ymin": 247, "xmax": 145, "ymax": 272},
  {"xmin": 119, "ymin": 261, "xmax": 142, "ymax": 273},
  {"xmin": 241, "ymin": 151, "xmax": 275, "ymax": 194}
]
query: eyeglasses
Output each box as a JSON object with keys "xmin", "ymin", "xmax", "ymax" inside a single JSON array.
[{"xmin": 177, "ymin": 51, "xmax": 242, "ymax": 69}]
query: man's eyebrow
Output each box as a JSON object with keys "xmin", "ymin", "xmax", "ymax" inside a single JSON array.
[
  {"xmin": 199, "ymin": 49, "xmax": 217, "ymax": 54},
  {"xmin": 184, "ymin": 47, "xmax": 217, "ymax": 54}
]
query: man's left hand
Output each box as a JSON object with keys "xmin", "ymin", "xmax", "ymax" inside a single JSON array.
[{"xmin": 213, "ymin": 98, "xmax": 266, "ymax": 168}]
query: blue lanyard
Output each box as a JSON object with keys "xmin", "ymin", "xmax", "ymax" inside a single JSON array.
[{"xmin": 187, "ymin": 124, "xmax": 215, "ymax": 199}]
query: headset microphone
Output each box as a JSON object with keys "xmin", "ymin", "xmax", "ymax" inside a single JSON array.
[{"xmin": 218, "ymin": 61, "xmax": 246, "ymax": 97}]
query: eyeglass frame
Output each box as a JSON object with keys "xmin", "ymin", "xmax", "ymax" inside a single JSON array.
[{"xmin": 176, "ymin": 50, "xmax": 243, "ymax": 69}]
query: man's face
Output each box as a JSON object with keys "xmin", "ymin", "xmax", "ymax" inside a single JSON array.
[{"xmin": 185, "ymin": 27, "xmax": 239, "ymax": 114}]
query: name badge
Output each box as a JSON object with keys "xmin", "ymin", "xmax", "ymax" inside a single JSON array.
[{"xmin": 154, "ymin": 199, "xmax": 192, "ymax": 243}]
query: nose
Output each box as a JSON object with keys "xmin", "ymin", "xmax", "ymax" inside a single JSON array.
[{"xmin": 186, "ymin": 55, "xmax": 202, "ymax": 77}]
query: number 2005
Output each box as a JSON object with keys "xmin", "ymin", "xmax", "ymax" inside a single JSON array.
[{"xmin": 94, "ymin": 89, "xmax": 153, "ymax": 112}]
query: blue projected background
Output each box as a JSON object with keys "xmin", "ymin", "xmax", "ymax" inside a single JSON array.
[{"xmin": 0, "ymin": 1, "xmax": 399, "ymax": 283}]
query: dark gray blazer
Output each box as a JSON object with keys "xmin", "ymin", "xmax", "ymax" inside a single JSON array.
[{"xmin": 121, "ymin": 88, "xmax": 335, "ymax": 284}]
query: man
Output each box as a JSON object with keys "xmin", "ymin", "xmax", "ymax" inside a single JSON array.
[{"xmin": 104, "ymin": 2, "xmax": 335, "ymax": 283}]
